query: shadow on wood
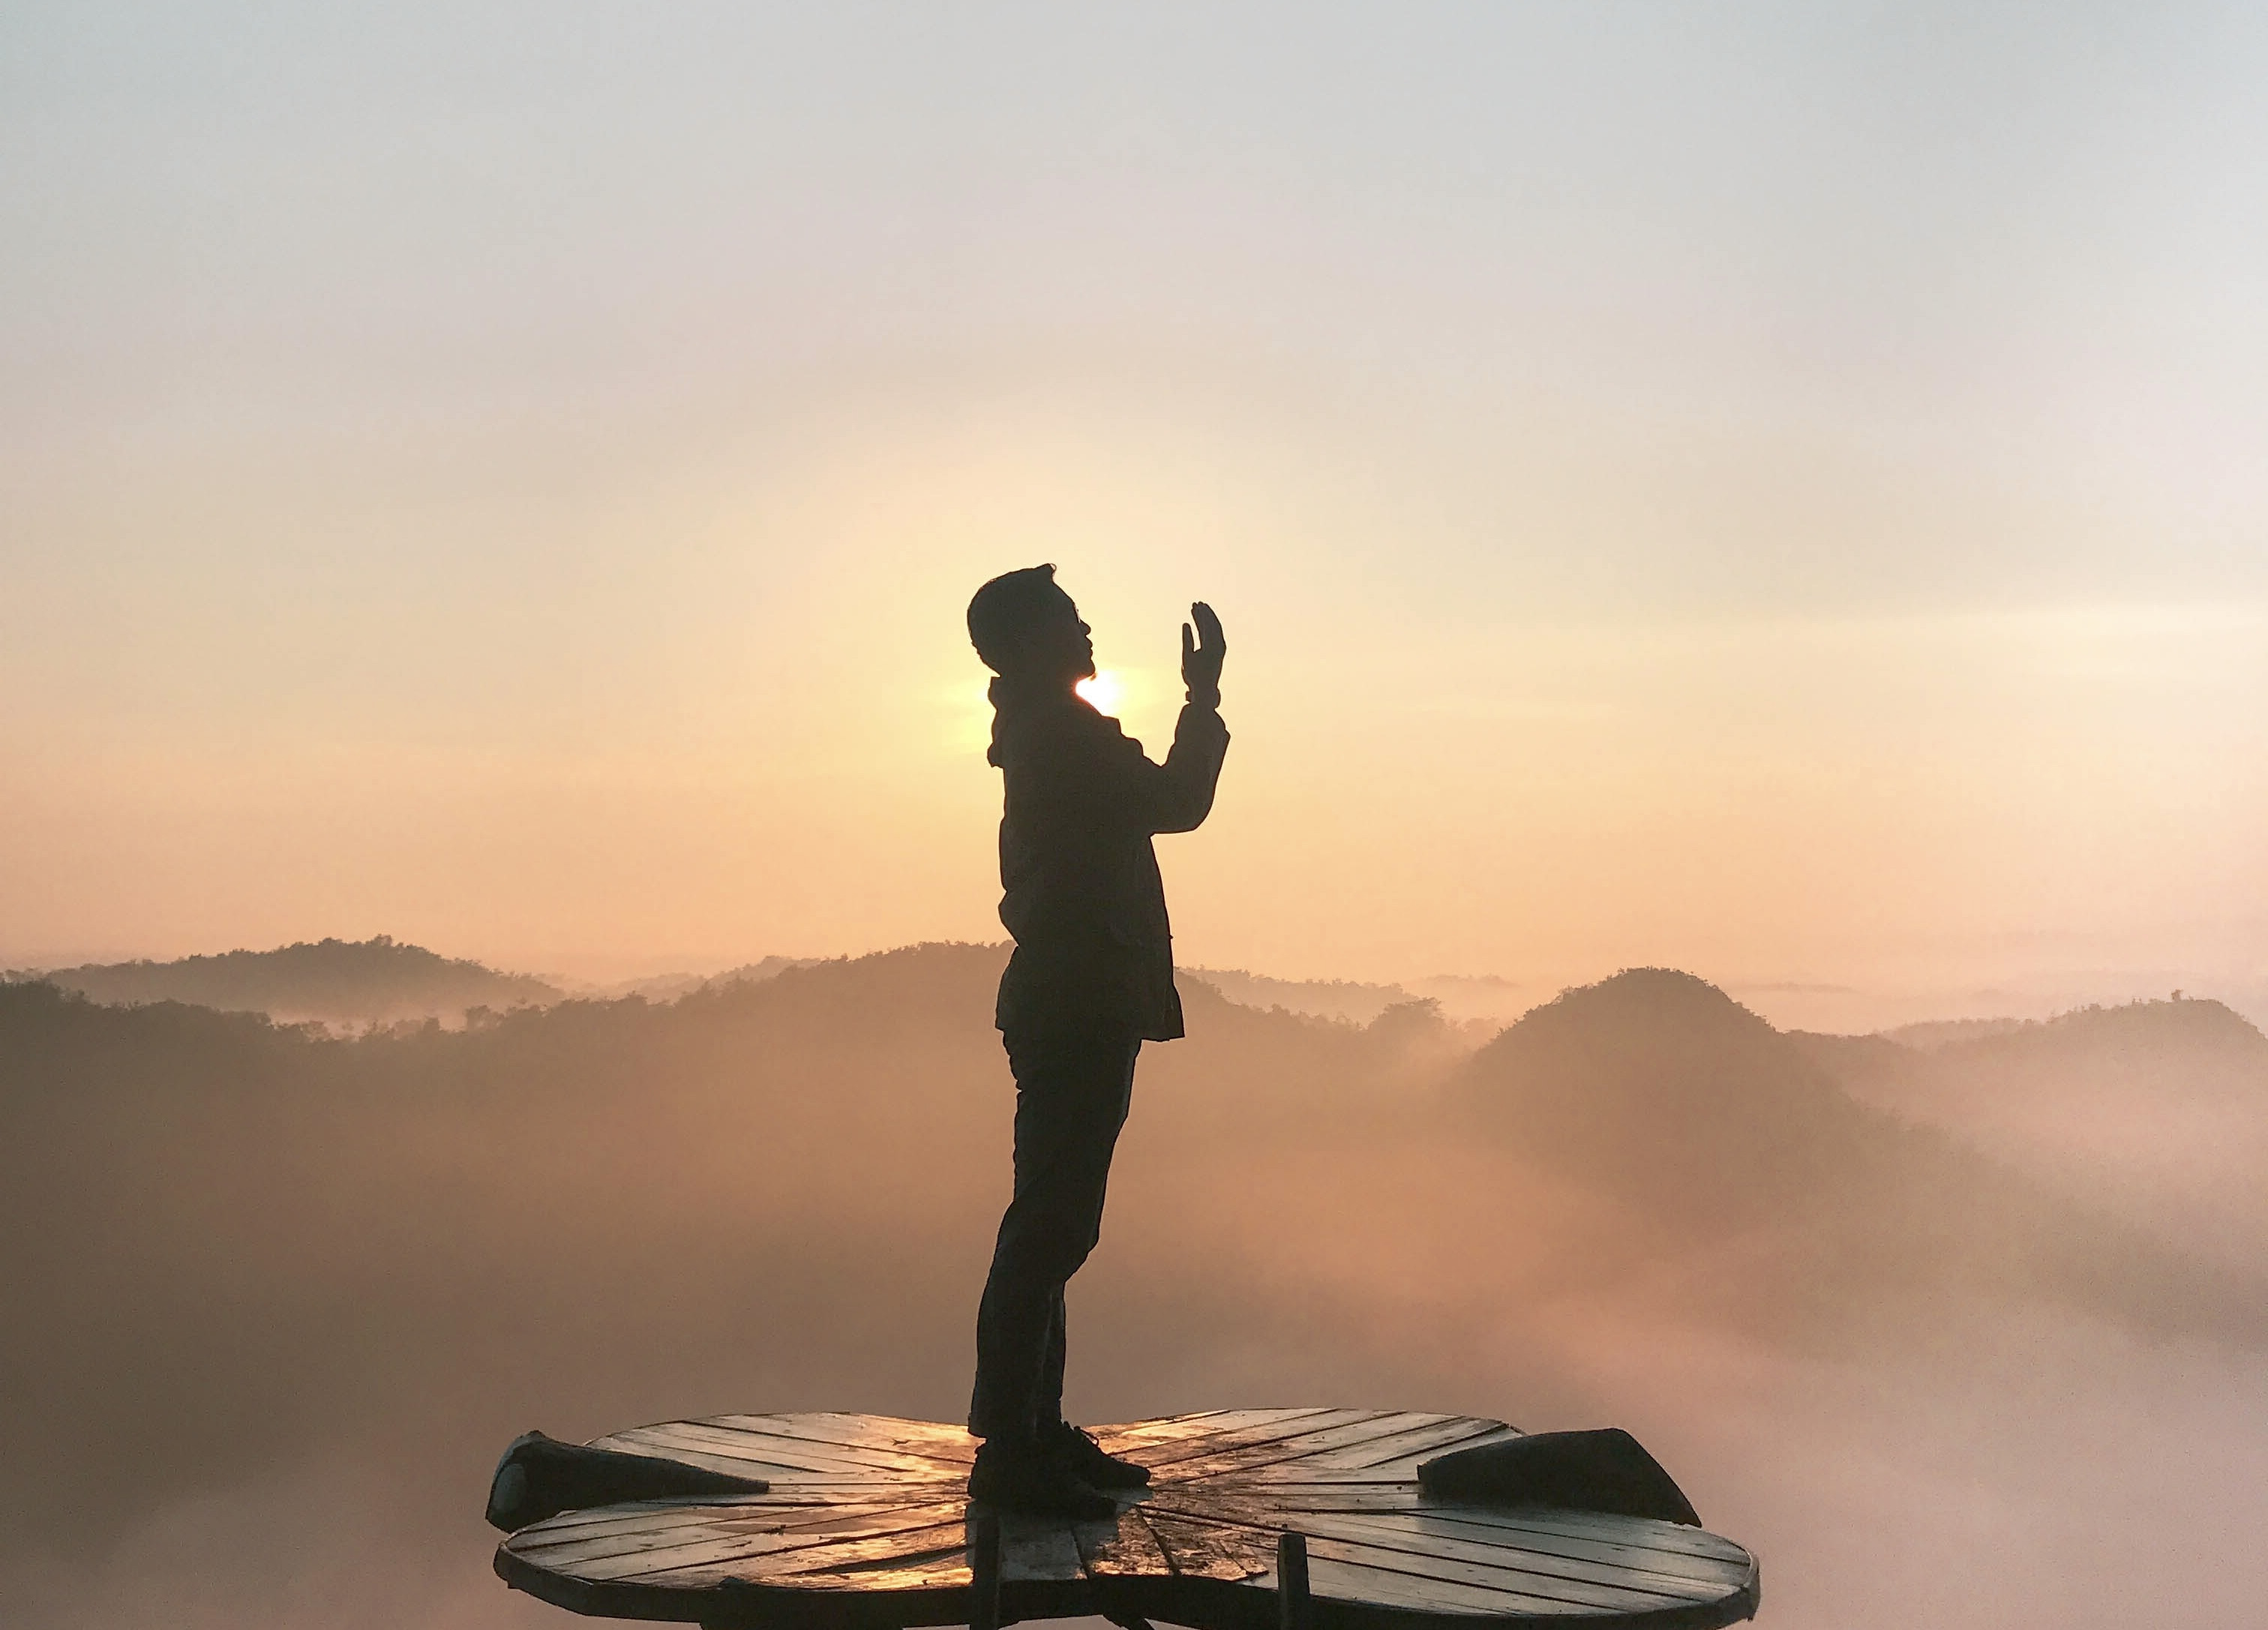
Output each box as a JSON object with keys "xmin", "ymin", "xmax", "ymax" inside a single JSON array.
[
  {"xmin": 1416, "ymin": 1429, "xmax": 1702, "ymax": 1527},
  {"xmin": 486, "ymin": 1429, "xmax": 770, "ymax": 1533}
]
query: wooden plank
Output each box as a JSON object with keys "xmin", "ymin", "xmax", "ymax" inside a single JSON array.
[
  {"xmin": 506, "ymin": 1500, "xmax": 779, "ymax": 1546},
  {"xmin": 1105, "ymin": 1409, "xmax": 1346, "ymax": 1461},
  {"xmin": 638, "ymin": 1555, "xmax": 976, "ymax": 1596},
  {"xmin": 758, "ymin": 1411, "xmax": 981, "ymax": 1465},
  {"xmin": 1096, "ymin": 1408, "xmax": 1228, "ymax": 1439},
  {"xmin": 514, "ymin": 1495, "xmax": 943, "ymax": 1554},
  {"xmin": 1180, "ymin": 1482, "xmax": 1437, "ymax": 1516},
  {"xmin": 550, "ymin": 1526, "xmax": 826, "ymax": 1582},
  {"xmin": 759, "ymin": 1514, "xmax": 978, "ymax": 1577},
  {"xmin": 1294, "ymin": 1419, "xmax": 1520, "ymax": 1475},
  {"xmin": 638, "ymin": 1417, "xmax": 952, "ymax": 1481},
  {"xmin": 509, "ymin": 1488, "xmax": 842, "ymax": 1539},
  {"xmin": 759, "ymin": 1499, "xmax": 970, "ymax": 1537},
  {"xmin": 604, "ymin": 1422, "xmax": 922, "ymax": 1482},
  {"xmin": 1103, "ymin": 1408, "xmax": 1299, "ymax": 1443},
  {"xmin": 1266, "ymin": 1413, "xmax": 1472, "ymax": 1463},
  {"xmin": 1303, "ymin": 1533, "xmax": 1688, "ymax": 1614},
  {"xmin": 1142, "ymin": 1495, "xmax": 1738, "ymax": 1608},
  {"xmin": 1288, "ymin": 1512, "xmax": 1735, "ymax": 1602},
  {"xmin": 1321, "ymin": 1509, "xmax": 1753, "ymax": 1582},
  {"xmin": 1148, "ymin": 1407, "xmax": 1394, "ymax": 1455},
  {"xmin": 1159, "ymin": 1412, "xmax": 1454, "ymax": 1482},
  {"xmin": 1383, "ymin": 1505, "xmax": 1754, "ymax": 1564},
  {"xmin": 764, "ymin": 1534, "xmax": 977, "ymax": 1584},
  {"xmin": 511, "ymin": 1518, "xmax": 768, "ymax": 1572},
  {"xmin": 1138, "ymin": 1485, "xmax": 1312, "ymax": 1536},
  {"xmin": 631, "ymin": 1539, "xmax": 976, "ymax": 1593},
  {"xmin": 574, "ymin": 1504, "xmax": 970, "ymax": 1584},
  {"xmin": 701, "ymin": 1413, "xmax": 976, "ymax": 1473},
  {"xmin": 1186, "ymin": 1410, "xmax": 1442, "ymax": 1464},
  {"xmin": 509, "ymin": 1500, "xmax": 841, "ymax": 1554},
  {"xmin": 1130, "ymin": 1410, "xmax": 1400, "ymax": 1477},
  {"xmin": 1303, "ymin": 1554, "xmax": 1598, "ymax": 1618},
  {"xmin": 586, "ymin": 1426, "xmax": 856, "ymax": 1480},
  {"xmin": 1250, "ymin": 1488, "xmax": 1754, "ymax": 1561},
  {"xmin": 1074, "ymin": 1506, "xmax": 1174, "ymax": 1579},
  {"xmin": 1139, "ymin": 1512, "xmax": 1276, "ymax": 1583},
  {"xmin": 782, "ymin": 1555, "xmax": 978, "ymax": 1592},
  {"xmin": 588, "ymin": 1531, "xmax": 964, "ymax": 1589}
]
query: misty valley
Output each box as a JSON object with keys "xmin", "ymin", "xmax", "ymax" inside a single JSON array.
[{"xmin": 4, "ymin": 940, "xmax": 2266, "ymax": 1630}]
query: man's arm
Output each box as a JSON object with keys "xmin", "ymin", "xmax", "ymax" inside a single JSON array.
[
  {"xmin": 1128, "ymin": 703, "xmax": 1228, "ymax": 834},
  {"xmin": 1107, "ymin": 601, "xmax": 1229, "ymax": 834}
]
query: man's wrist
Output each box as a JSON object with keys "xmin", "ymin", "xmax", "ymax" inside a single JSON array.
[{"xmin": 1185, "ymin": 684, "xmax": 1222, "ymax": 710}]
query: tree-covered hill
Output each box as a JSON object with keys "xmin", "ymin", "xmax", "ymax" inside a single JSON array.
[{"xmin": 16, "ymin": 935, "xmax": 562, "ymax": 1024}]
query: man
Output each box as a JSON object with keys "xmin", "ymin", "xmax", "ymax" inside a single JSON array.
[{"xmin": 963, "ymin": 565, "xmax": 1230, "ymax": 1517}]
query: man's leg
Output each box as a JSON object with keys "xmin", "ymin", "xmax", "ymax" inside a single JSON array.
[
  {"xmin": 969, "ymin": 1028, "xmax": 1138, "ymax": 1445},
  {"xmin": 1034, "ymin": 1287, "xmax": 1068, "ymax": 1433}
]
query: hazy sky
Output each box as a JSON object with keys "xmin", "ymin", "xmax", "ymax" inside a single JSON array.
[{"xmin": 4, "ymin": 3, "xmax": 2264, "ymax": 996}]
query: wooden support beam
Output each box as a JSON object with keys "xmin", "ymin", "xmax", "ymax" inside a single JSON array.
[
  {"xmin": 1277, "ymin": 1530, "xmax": 1312, "ymax": 1630},
  {"xmin": 969, "ymin": 1509, "xmax": 1003, "ymax": 1630}
]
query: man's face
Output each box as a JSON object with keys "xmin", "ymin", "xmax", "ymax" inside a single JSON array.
[{"xmin": 1020, "ymin": 588, "xmax": 1096, "ymax": 682}]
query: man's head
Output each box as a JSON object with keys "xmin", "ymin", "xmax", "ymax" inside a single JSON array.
[{"xmin": 967, "ymin": 564, "xmax": 1096, "ymax": 685}]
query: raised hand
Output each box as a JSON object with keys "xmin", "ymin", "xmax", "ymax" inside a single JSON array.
[{"xmin": 1180, "ymin": 601, "xmax": 1226, "ymax": 708}]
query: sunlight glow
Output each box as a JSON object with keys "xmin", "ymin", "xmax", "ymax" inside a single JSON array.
[{"xmin": 1076, "ymin": 671, "xmax": 1123, "ymax": 715}]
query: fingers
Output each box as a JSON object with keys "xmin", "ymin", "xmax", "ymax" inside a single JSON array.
[{"xmin": 1181, "ymin": 602, "xmax": 1224, "ymax": 705}]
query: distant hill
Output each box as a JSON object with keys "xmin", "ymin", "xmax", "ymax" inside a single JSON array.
[
  {"xmin": 1454, "ymin": 969, "xmax": 2266, "ymax": 1344},
  {"xmin": 1182, "ymin": 967, "xmax": 1424, "ymax": 1023},
  {"xmin": 1798, "ymin": 998, "xmax": 2268, "ymax": 1268},
  {"xmin": 598, "ymin": 955, "xmax": 821, "ymax": 1003},
  {"xmin": 1182, "ymin": 966, "xmax": 1524, "ymax": 1026},
  {"xmin": 20, "ymin": 936, "xmax": 562, "ymax": 1025},
  {"xmin": 1879, "ymin": 1016, "xmax": 2028, "ymax": 1050}
]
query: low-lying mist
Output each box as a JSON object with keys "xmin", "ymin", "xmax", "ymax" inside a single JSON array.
[{"xmin": 4, "ymin": 944, "xmax": 2264, "ymax": 1630}]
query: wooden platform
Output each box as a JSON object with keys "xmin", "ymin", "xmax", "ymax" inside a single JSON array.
[{"xmin": 494, "ymin": 1409, "xmax": 1760, "ymax": 1630}]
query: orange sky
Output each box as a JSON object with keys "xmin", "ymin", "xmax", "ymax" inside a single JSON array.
[{"xmin": 4, "ymin": 6, "xmax": 2265, "ymax": 1019}]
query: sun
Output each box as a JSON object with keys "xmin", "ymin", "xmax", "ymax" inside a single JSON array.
[{"xmin": 1075, "ymin": 670, "xmax": 1123, "ymax": 714}]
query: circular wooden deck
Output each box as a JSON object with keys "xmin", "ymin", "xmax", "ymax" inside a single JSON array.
[{"xmin": 495, "ymin": 1409, "xmax": 1760, "ymax": 1630}]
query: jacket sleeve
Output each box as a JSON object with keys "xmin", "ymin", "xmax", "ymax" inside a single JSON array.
[{"xmin": 1108, "ymin": 703, "xmax": 1230, "ymax": 834}]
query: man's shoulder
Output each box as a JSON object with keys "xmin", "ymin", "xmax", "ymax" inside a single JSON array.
[{"xmin": 996, "ymin": 697, "xmax": 1134, "ymax": 762}]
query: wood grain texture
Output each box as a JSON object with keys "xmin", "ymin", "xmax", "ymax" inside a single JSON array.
[{"xmin": 496, "ymin": 1410, "xmax": 1760, "ymax": 1630}]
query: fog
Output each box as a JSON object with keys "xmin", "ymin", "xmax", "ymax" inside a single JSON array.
[{"xmin": 5, "ymin": 945, "xmax": 2264, "ymax": 1630}]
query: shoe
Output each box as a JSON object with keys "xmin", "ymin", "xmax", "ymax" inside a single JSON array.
[
  {"xmin": 1042, "ymin": 1421, "xmax": 1152, "ymax": 1490},
  {"xmin": 968, "ymin": 1440, "xmax": 1118, "ymax": 1519}
]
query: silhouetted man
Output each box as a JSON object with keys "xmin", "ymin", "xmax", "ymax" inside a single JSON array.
[{"xmin": 963, "ymin": 565, "xmax": 1229, "ymax": 1517}]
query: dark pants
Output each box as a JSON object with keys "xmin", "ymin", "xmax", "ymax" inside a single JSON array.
[{"xmin": 968, "ymin": 1026, "xmax": 1142, "ymax": 1443}]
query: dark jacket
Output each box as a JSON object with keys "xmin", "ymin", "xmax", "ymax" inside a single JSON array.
[{"xmin": 987, "ymin": 677, "xmax": 1230, "ymax": 1041}]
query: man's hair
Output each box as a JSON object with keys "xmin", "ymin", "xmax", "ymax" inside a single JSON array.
[{"xmin": 966, "ymin": 563, "xmax": 1064, "ymax": 673}]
